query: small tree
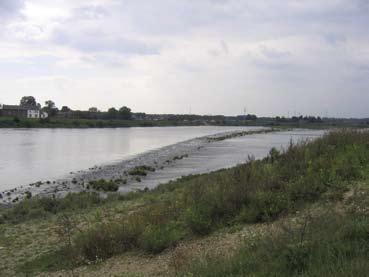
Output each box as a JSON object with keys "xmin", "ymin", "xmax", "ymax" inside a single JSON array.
[
  {"xmin": 107, "ymin": 107, "xmax": 118, "ymax": 119},
  {"xmin": 43, "ymin": 100, "xmax": 58, "ymax": 117},
  {"xmin": 20, "ymin": 96, "xmax": 37, "ymax": 107},
  {"xmin": 61, "ymin": 106, "xmax": 71, "ymax": 112},
  {"xmin": 88, "ymin": 107, "xmax": 99, "ymax": 113},
  {"xmin": 119, "ymin": 106, "xmax": 132, "ymax": 120}
]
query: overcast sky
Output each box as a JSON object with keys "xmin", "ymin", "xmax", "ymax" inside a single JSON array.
[{"xmin": 0, "ymin": 0, "xmax": 368, "ymax": 117}]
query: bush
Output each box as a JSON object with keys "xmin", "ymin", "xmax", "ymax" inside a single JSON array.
[
  {"xmin": 239, "ymin": 191, "xmax": 289, "ymax": 223},
  {"xmin": 128, "ymin": 165, "xmax": 155, "ymax": 176},
  {"xmin": 140, "ymin": 222, "xmax": 184, "ymax": 254},
  {"xmin": 89, "ymin": 180, "xmax": 119, "ymax": 192},
  {"xmin": 283, "ymin": 242, "xmax": 311, "ymax": 273},
  {"xmin": 184, "ymin": 205, "xmax": 213, "ymax": 235},
  {"xmin": 74, "ymin": 222, "xmax": 141, "ymax": 262},
  {"xmin": 0, "ymin": 192, "xmax": 103, "ymax": 223}
]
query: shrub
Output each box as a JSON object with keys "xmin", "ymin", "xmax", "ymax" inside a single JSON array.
[
  {"xmin": 283, "ymin": 242, "xmax": 311, "ymax": 273},
  {"xmin": 140, "ymin": 222, "xmax": 184, "ymax": 254},
  {"xmin": 184, "ymin": 204, "xmax": 213, "ymax": 235},
  {"xmin": 89, "ymin": 180, "xmax": 119, "ymax": 192},
  {"xmin": 0, "ymin": 192, "xmax": 103, "ymax": 223},
  {"xmin": 268, "ymin": 147, "xmax": 281, "ymax": 163},
  {"xmin": 74, "ymin": 222, "xmax": 141, "ymax": 262},
  {"xmin": 241, "ymin": 191, "xmax": 289, "ymax": 223},
  {"xmin": 128, "ymin": 165, "xmax": 155, "ymax": 176}
]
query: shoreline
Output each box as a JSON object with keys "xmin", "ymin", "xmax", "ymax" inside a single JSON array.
[{"xmin": 0, "ymin": 128, "xmax": 274, "ymax": 205}]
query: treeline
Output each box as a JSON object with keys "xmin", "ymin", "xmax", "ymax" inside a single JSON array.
[
  {"xmin": 11, "ymin": 96, "xmax": 133, "ymax": 120},
  {"xmin": 59, "ymin": 106, "xmax": 132, "ymax": 120},
  {"xmin": 275, "ymin": 115, "xmax": 323, "ymax": 123}
]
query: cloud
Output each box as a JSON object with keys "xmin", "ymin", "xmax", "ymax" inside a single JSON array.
[
  {"xmin": 0, "ymin": 0, "xmax": 369, "ymax": 117},
  {"xmin": 0, "ymin": 0, "xmax": 24, "ymax": 16},
  {"xmin": 111, "ymin": 0, "xmax": 233, "ymax": 35},
  {"xmin": 74, "ymin": 4, "xmax": 110, "ymax": 20},
  {"xmin": 323, "ymin": 33, "xmax": 346, "ymax": 46},
  {"xmin": 260, "ymin": 46, "xmax": 291, "ymax": 60},
  {"xmin": 0, "ymin": 0, "xmax": 24, "ymax": 23},
  {"xmin": 52, "ymin": 28, "xmax": 159, "ymax": 55}
]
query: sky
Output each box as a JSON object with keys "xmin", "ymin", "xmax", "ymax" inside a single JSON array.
[{"xmin": 0, "ymin": 0, "xmax": 368, "ymax": 117}]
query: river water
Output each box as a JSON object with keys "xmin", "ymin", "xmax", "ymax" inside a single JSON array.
[
  {"xmin": 0, "ymin": 126, "xmax": 264, "ymax": 191},
  {"xmin": 123, "ymin": 129, "xmax": 325, "ymax": 192}
]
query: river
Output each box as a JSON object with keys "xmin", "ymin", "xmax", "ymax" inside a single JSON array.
[{"xmin": 0, "ymin": 126, "xmax": 264, "ymax": 191}]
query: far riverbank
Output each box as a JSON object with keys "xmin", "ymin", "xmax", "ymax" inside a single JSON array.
[{"xmin": 1, "ymin": 116, "xmax": 367, "ymax": 129}]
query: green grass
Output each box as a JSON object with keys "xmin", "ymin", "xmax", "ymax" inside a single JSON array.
[
  {"xmin": 0, "ymin": 117, "xmax": 202, "ymax": 128},
  {"xmin": 0, "ymin": 192, "xmax": 104, "ymax": 224},
  {"xmin": 2, "ymin": 129, "xmax": 369, "ymax": 276},
  {"xmin": 183, "ymin": 207, "xmax": 369, "ymax": 277},
  {"xmin": 2, "ymin": 115, "xmax": 367, "ymax": 129},
  {"xmin": 17, "ymin": 249, "xmax": 76, "ymax": 274}
]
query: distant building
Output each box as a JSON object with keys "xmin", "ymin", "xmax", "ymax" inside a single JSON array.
[
  {"xmin": 0, "ymin": 104, "xmax": 48, "ymax": 119},
  {"xmin": 40, "ymin": 111, "xmax": 48, "ymax": 119},
  {"xmin": 27, "ymin": 109, "xmax": 40, "ymax": 119}
]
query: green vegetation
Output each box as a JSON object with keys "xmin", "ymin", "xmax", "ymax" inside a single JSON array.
[
  {"xmin": 184, "ymin": 208, "xmax": 369, "ymax": 277},
  {"xmin": 1, "ymin": 129, "xmax": 369, "ymax": 276},
  {"xmin": 0, "ymin": 192, "xmax": 103, "ymax": 224},
  {"xmin": 89, "ymin": 179, "xmax": 119, "ymax": 192},
  {"xmin": 128, "ymin": 165, "xmax": 156, "ymax": 176},
  {"xmin": 0, "ymin": 117, "xmax": 201, "ymax": 128},
  {"xmin": 1, "ymin": 114, "xmax": 368, "ymax": 130}
]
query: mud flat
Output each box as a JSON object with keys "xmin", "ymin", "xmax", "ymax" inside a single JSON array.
[{"xmin": 0, "ymin": 128, "xmax": 325, "ymax": 205}]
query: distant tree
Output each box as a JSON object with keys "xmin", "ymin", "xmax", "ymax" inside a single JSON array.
[
  {"xmin": 20, "ymin": 96, "xmax": 37, "ymax": 107},
  {"xmin": 45, "ymin": 100, "xmax": 56, "ymax": 109},
  {"xmin": 43, "ymin": 100, "xmax": 58, "ymax": 117},
  {"xmin": 107, "ymin": 107, "xmax": 118, "ymax": 119},
  {"xmin": 246, "ymin": 114, "xmax": 257, "ymax": 120},
  {"xmin": 61, "ymin": 106, "xmax": 71, "ymax": 112},
  {"xmin": 88, "ymin": 107, "xmax": 99, "ymax": 113},
  {"xmin": 275, "ymin": 116, "xmax": 287, "ymax": 122},
  {"xmin": 119, "ymin": 106, "xmax": 132, "ymax": 120},
  {"xmin": 291, "ymin": 116, "xmax": 299, "ymax": 122}
]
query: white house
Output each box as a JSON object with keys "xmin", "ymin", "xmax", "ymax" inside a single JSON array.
[
  {"xmin": 0, "ymin": 104, "xmax": 48, "ymax": 119},
  {"xmin": 27, "ymin": 109, "xmax": 40, "ymax": 119}
]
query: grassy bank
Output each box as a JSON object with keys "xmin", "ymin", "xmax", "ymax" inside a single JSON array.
[
  {"xmin": 184, "ymin": 207, "xmax": 369, "ymax": 277},
  {"xmin": 0, "ymin": 117, "xmax": 202, "ymax": 128},
  {"xmin": 1, "ymin": 129, "xmax": 369, "ymax": 276},
  {"xmin": 1, "ymin": 116, "xmax": 368, "ymax": 129}
]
